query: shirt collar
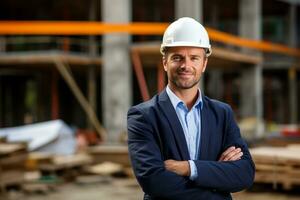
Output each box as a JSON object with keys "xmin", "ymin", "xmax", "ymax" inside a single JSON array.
[{"xmin": 166, "ymin": 85, "xmax": 203, "ymax": 110}]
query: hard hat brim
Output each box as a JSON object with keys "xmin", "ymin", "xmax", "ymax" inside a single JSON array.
[{"xmin": 160, "ymin": 43, "xmax": 212, "ymax": 57}]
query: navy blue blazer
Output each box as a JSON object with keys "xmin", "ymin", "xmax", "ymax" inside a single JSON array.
[{"xmin": 127, "ymin": 89, "xmax": 255, "ymax": 200}]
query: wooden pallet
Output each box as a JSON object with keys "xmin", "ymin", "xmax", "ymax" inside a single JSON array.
[
  {"xmin": 87, "ymin": 145, "xmax": 130, "ymax": 167},
  {"xmin": 38, "ymin": 153, "xmax": 92, "ymax": 181},
  {"xmin": 0, "ymin": 142, "xmax": 28, "ymax": 194},
  {"xmin": 251, "ymin": 146, "xmax": 300, "ymax": 190}
]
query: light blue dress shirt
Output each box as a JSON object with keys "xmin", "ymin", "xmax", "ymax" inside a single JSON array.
[{"xmin": 166, "ymin": 86, "xmax": 203, "ymax": 180}]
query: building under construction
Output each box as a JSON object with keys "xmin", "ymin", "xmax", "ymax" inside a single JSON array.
[{"xmin": 0, "ymin": 0, "xmax": 299, "ymax": 143}]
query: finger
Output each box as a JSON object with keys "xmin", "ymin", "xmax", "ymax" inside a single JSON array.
[
  {"xmin": 164, "ymin": 161, "xmax": 172, "ymax": 170},
  {"xmin": 219, "ymin": 146, "xmax": 236, "ymax": 161},
  {"xmin": 224, "ymin": 148, "xmax": 241, "ymax": 161},
  {"xmin": 164, "ymin": 160, "xmax": 176, "ymax": 170},
  {"xmin": 164, "ymin": 159, "xmax": 174, "ymax": 164},
  {"xmin": 164, "ymin": 160, "xmax": 173, "ymax": 166},
  {"xmin": 219, "ymin": 146, "xmax": 235, "ymax": 160},
  {"xmin": 222, "ymin": 148, "xmax": 241, "ymax": 161},
  {"xmin": 223, "ymin": 148, "xmax": 241, "ymax": 161},
  {"xmin": 227, "ymin": 152, "xmax": 243, "ymax": 161}
]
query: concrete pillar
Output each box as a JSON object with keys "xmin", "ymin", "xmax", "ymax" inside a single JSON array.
[
  {"xmin": 289, "ymin": 67, "xmax": 297, "ymax": 123},
  {"xmin": 175, "ymin": 0, "xmax": 205, "ymax": 91},
  {"xmin": 0, "ymin": 36, "xmax": 6, "ymax": 124},
  {"xmin": 175, "ymin": 0, "xmax": 202, "ymax": 22},
  {"xmin": 102, "ymin": 0, "xmax": 131, "ymax": 144},
  {"xmin": 207, "ymin": 69, "xmax": 223, "ymax": 99},
  {"xmin": 288, "ymin": 4, "xmax": 298, "ymax": 124},
  {"xmin": 211, "ymin": 0, "xmax": 219, "ymax": 28},
  {"xmin": 0, "ymin": 78, "xmax": 2, "ymax": 127},
  {"xmin": 88, "ymin": 0, "xmax": 98, "ymax": 57},
  {"xmin": 87, "ymin": 0, "xmax": 97, "ymax": 129},
  {"xmin": 0, "ymin": 37, "xmax": 6, "ymax": 52},
  {"xmin": 239, "ymin": 0, "xmax": 261, "ymax": 40},
  {"xmin": 239, "ymin": 0, "xmax": 264, "ymax": 138}
]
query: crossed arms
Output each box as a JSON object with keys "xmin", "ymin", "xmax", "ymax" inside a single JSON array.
[
  {"xmin": 127, "ymin": 105, "xmax": 255, "ymax": 199},
  {"xmin": 164, "ymin": 146, "xmax": 244, "ymax": 177}
]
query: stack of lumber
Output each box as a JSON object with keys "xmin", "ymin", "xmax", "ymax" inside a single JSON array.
[
  {"xmin": 87, "ymin": 145, "xmax": 130, "ymax": 167},
  {"xmin": 25, "ymin": 152, "xmax": 53, "ymax": 171},
  {"xmin": 38, "ymin": 153, "xmax": 92, "ymax": 181},
  {"xmin": 250, "ymin": 145, "xmax": 300, "ymax": 190},
  {"xmin": 0, "ymin": 140, "xmax": 28, "ymax": 192}
]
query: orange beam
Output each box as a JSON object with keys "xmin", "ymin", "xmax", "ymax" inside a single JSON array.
[
  {"xmin": 0, "ymin": 21, "xmax": 167, "ymax": 35},
  {"xmin": 0, "ymin": 21, "xmax": 299, "ymax": 57},
  {"xmin": 207, "ymin": 28, "xmax": 300, "ymax": 57}
]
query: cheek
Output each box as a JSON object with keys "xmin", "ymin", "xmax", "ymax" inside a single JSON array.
[
  {"xmin": 166, "ymin": 63, "xmax": 177, "ymax": 72},
  {"xmin": 197, "ymin": 61, "xmax": 206, "ymax": 73}
]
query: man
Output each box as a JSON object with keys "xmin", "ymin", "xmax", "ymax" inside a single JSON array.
[{"xmin": 127, "ymin": 17, "xmax": 255, "ymax": 200}]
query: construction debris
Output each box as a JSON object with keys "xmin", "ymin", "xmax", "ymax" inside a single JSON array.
[
  {"xmin": 25, "ymin": 152, "xmax": 53, "ymax": 171},
  {"xmin": 0, "ymin": 141, "xmax": 28, "ymax": 193},
  {"xmin": 87, "ymin": 145, "xmax": 130, "ymax": 167},
  {"xmin": 251, "ymin": 145, "xmax": 300, "ymax": 190},
  {"xmin": 84, "ymin": 161, "xmax": 123, "ymax": 176},
  {"xmin": 39, "ymin": 153, "xmax": 92, "ymax": 181},
  {"xmin": 75, "ymin": 175, "xmax": 112, "ymax": 185},
  {"xmin": 0, "ymin": 120, "xmax": 76, "ymax": 155}
]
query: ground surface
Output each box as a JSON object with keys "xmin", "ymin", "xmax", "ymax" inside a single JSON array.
[{"xmin": 1, "ymin": 178, "xmax": 300, "ymax": 200}]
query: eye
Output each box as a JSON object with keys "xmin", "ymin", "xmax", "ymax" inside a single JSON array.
[
  {"xmin": 171, "ymin": 55, "xmax": 182, "ymax": 62},
  {"xmin": 191, "ymin": 56, "xmax": 201, "ymax": 61}
]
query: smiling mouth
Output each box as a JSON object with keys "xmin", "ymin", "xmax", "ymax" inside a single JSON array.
[{"xmin": 178, "ymin": 72, "xmax": 193, "ymax": 77}]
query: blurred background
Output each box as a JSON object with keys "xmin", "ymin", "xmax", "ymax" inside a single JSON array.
[{"xmin": 0, "ymin": 0, "xmax": 299, "ymax": 199}]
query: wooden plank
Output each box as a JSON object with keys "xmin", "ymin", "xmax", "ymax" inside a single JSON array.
[
  {"xmin": 84, "ymin": 162, "xmax": 123, "ymax": 176},
  {"xmin": 0, "ymin": 153, "xmax": 27, "ymax": 167},
  {"xmin": 131, "ymin": 43, "xmax": 262, "ymax": 65},
  {"xmin": 39, "ymin": 153, "xmax": 92, "ymax": 171},
  {"xmin": 251, "ymin": 147, "xmax": 300, "ymax": 164},
  {"xmin": 0, "ymin": 52, "xmax": 102, "ymax": 66},
  {"xmin": 0, "ymin": 143, "xmax": 26, "ymax": 156},
  {"xmin": 0, "ymin": 170, "xmax": 24, "ymax": 186},
  {"xmin": 287, "ymin": 144, "xmax": 300, "ymax": 150},
  {"xmin": 87, "ymin": 145, "xmax": 130, "ymax": 167},
  {"xmin": 255, "ymin": 163, "xmax": 289, "ymax": 172},
  {"xmin": 251, "ymin": 146, "xmax": 300, "ymax": 190},
  {"xmin": 53, "ymin": 58, "xmax": 106, "ymax": 140}
]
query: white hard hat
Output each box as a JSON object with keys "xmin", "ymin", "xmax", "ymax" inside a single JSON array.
[{"xmin": 160, "ymin": 17, "xmax": 212, "ymax": 57}]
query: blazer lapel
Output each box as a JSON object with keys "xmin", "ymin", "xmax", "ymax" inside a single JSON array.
[
  {"xmin": 158, "ymin": 90, "xmax": 190, "ymax": 160},
  {"xmin": 199, "ymin": 96, "xmax": 212, "ymax": 160}
]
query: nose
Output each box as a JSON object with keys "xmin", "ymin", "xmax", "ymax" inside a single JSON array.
[{"xmin": 180, "ymin": 57, "xmax": 192, "ymax": 69}]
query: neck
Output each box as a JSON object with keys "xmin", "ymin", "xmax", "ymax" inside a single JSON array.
[{"xmin": 169, "ymin": 84, "xmax": 199, "ymax": 110}]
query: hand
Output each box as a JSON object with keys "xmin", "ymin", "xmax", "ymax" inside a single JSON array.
[
  {"xmin": 218, "ymin": 146, "xmax": 243, "ymax": 162},
  {"xmin": 164, "ymin": 159, "xmax": 190, "ymax": 176}
]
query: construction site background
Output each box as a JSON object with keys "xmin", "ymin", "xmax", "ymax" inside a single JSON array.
[{"xmin": 0, "ymin": 0, "xmax": 300, "ymax": 199}]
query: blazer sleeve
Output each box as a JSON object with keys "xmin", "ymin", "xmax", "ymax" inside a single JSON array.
[
  {"xmin": 192, "ymin": 104, "xmax": 255, "ymax": 193},
  {"xmin": 127, "ymin": 106, "xmax": 223, "ymax": 200}
]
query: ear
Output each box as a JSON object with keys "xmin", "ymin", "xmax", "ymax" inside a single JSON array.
[
  {"xmin": 162, "ymin": 56, "xmax": 168, "ymax": 72},
  {"xmin": 202, "ymin": 58, "xmax": 208, "ymax": 73}
]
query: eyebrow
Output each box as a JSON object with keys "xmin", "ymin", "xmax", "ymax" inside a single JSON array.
[
  {"xmin": 190, "ymin": 55, "xmax": 201, "ymax": 58},
  {"xmin": 170, "ymin": 53, "xmax": 184, "ymax": 58},
  {"xmin": 170, "ymin": 54, "xmax": 202, "ymax": 58}
]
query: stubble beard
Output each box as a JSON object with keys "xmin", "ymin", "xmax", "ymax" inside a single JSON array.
[{"xmin": 170, "ymin": 71, "xmax": 201, "ymax": 90}]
